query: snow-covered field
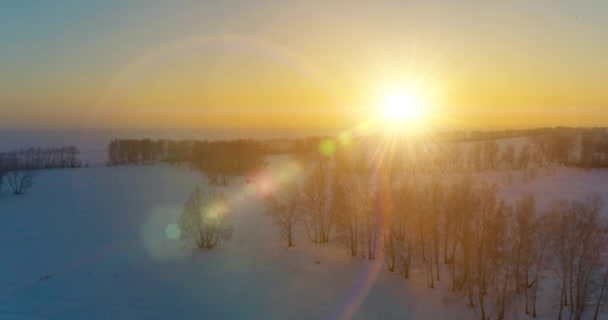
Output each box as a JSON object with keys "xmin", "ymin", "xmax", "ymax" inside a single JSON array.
[{"xmin": 2, "ymin": 157, "xmax": 608, "ymax": 319}]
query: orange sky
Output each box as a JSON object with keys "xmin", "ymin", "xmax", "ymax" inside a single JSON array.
[{"xmin": 1, "ymin": 1, "xmax": 607, "ymax": 130}]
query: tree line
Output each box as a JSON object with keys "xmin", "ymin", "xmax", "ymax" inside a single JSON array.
[
  {"xmin": 107, "ymin": 139, "xmax": 267, "ymax": 185},
  {"xmin": 0, "ymin": 146, "xmax": 81, "ymax": 170},
  {"xmin": 190, "ymin": 140, "xmax": 266, "ymax": 186},
  {"xmin": 0, "ymin": 146, "xmax": 82, "ymax": 195},
  {"xmin": 107, "ymin": 127, "xmax": 608, "ymax": 178},
  {"xmin": 346, "ymin": 127, "xmax": 608, "ymax": 175}
]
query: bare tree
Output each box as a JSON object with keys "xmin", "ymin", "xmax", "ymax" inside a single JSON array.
[
  {"xmin": 390, "ymin": 180, "xmax": 416, "ymax": 278},
  {"xmin": 429, "ymin": 176, "xmax": 444, "ymax": 285},
  {"xmin": 500, "ymin": 144, "xmax": 516, "ymax": 170},
  {"xmin": 469, "ymin": 142, "xmax": 483, "ymax": 171},
  {"xmin": 469, "ymin": 182, "xmax": 499, "ymax": 319},
  {"xmin": 300, "ymin": 161, "xmax": 336, "ymax": 243},
  {"xmin": 593, "ymin": 265, "xmax": 608, "ymax": 320},
  {"xmin": 4, "ymin": 154, "xmax": 35, "ymax": 195},
  {"xmin": 529, "ymin": 209, "xmax": 552, "ymax": 318},
  {"xmin": 264, "ymin": 182, "xmax": 300, "ymax": 247},
  {"xmin": 364, "ymin": 180, "xmax": 380, "ymax": 260},
  {"xmin": 5, "ymin": 169, "xmax": 35, "ymax": 195},
  {"xmin": 178, "ymin": 187, "xmax": 234, "ymax": 249},
  {"xmin": 517, "ymin": 144, "xmax": 531, "ymax": 170},
  {"xmin": 408, "ymin": 179, "xmax": 441, "ymax": 288},
  {"xmin": 483, "ymin": 140, "xmax": 500, "ymax": 170},
  {"xmin": 493, "ymin": 200, "xmax": 515, "ymax": 320},
  {"xmin": 513, "ymin": 193, "xmax": 536, "ymax": 297},
  {"xmin": 548, "ymin": 194, "xmax": 606, "ymax": 320},
  {"xmin": 447, "ymin": 142, "xmax": 465, "ymax": 172},
  {"xmin": 445, "ymin": 175, "xmax": 477, "ymax": 293},
  {"xmin": 511, "ymin": 193, "xmax": 553, "ymax": 318},
  {"xmin": 334, "ymin": 169, "xmax": 362, "ymax": 256},
  {"xmin": 0, "ymin": 155, "xmax": 5, "ymax": 193}
]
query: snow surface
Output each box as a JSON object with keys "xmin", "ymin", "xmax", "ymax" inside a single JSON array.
[{"xmin": 2, "ymin": 157, "xmax": 608, "ymax": 319}]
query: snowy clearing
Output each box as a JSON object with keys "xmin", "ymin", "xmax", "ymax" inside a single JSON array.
[{"xmin": 1, "ymin": 158, "xmax": 608, "ymax": 319}]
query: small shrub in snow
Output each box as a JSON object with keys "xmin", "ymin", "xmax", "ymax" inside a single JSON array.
[
  {"xmin": 178, "ymin": 187, "xmax": 234, "ymax": 249},
  {"xmin": 6, "ymin": 170, "xmax": 35, "ymax": 195}
]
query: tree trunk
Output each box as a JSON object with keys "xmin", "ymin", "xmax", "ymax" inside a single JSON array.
[
  {"xmin": 558, "ymin": 278, "xmax": 566, "ymax": 320},
  {"xmin": 479, "ymin": 287, "xmax": 486, "ymax": 320},
  {"xmin": 403, "ymin": 243, "xmax": 412, "ymax": 279},
  {"xmin": 592, "ymin": 266, "xmax": 608, "ymax": 320},
  {"xmin": 443, "ymin": 223, "xmax": 450, "ymax": 264},
  {"xmin": 515, "ymin": 245, "xmax": 521, "ymax": 294}
]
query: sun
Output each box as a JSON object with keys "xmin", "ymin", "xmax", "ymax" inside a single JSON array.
[
  {"xmin": 382, "ymin": 91, "xmax": 422, "ymax": 122},
  {"xmin": 378, "ymin": 89, "xmax": 429, "ymax": 130}
]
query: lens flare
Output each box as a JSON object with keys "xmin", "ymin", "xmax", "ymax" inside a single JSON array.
[{"xmin": 319, "ymin": 139, "xmax": 336, "ymax": 157}]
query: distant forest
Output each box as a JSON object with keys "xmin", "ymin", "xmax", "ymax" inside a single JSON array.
[
  {"xmin": 0, "ymin": 146, "xmax": 82, "ymax": 195},
  {"xmin": 0, "ymin": 146, "xmax": 82, "ymax": 170},
  {"xmin": 107, "ymin": 139, "xmax": 270, "ymax": 185},
  {"xmin": 106, "ymin": 127, "xmax": 608, "ymax": 183}
]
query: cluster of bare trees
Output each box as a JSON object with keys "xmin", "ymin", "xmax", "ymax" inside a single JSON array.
[
  {"xmin": 391, "ymin": 138, "xmax": 559, "ymax": 175},
  {"xmin": 0, "ymin": 146, "xmax": 82, "ymax": 195},
  {"xmin": 264, "ymin": 155, "xmax": 379, "ymax": 254},
  {"xmin": 547, "ymin": 194, "xmax": 608, "ymax": 320},
  {"xmin": 580, "ymin": 128, "xmax": 608, "ymax": 168},
  {"xmin": 0, "ymin": 146, "xmax": 81, "ymax": 170},
  {"xmin": 107, "ymin": 139, "xmax": 162, "ymax": 165},
  {"xmin": 264, "ymin": 150, "xmax": 608, "ymax": 319},
  {"xmin": 369, "ymin": 127, "xmax": 608, "ymax": 174},
  {"xmin": 384, "ymin": 178, "xmax": 528, "ymax": 319},
  {"xmin": 263, "ymin": 161, "xmax": 340, "ymax": 247},
  {"xmin": 190, "ymin": 140, "xmax": 266, "ymax": 186},
  {"xmin": 291, "ymin": 137, "xmax": 331, "ymax": 163},
  {"xmin": 107, "ymin": 138, "xmax": 199, "ymax": 164},
  {"xmin": 164, "ymin": 127, "xmax": 608, "ymax": 317}
]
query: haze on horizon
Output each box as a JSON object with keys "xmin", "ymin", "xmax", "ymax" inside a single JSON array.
[{"xmin": 1, "ymin": 0, "xmax": 607, "ymax": 130}]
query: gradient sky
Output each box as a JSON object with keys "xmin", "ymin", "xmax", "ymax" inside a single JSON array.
[{"xmin": 1, "ymin": 0, "xmax": 607, "ymax": 129}]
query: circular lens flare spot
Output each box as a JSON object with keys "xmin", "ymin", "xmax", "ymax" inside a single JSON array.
[
  {"xmin": 319, "ymin": 139, "xmax": 336, "ymax": 157},
  {"xmin": 244, "ymin": 184, "xmax": 257, "ymax": 197},
  {"xmin": 165, "ymin": 223, "xmax": 181, "ymax": 240},
  {"xmin": 338, "ymin": 132, "xmax": 352, "ymax": 146}
]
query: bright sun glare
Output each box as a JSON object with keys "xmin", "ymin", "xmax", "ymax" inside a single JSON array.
[
  {"xmin": 382, "ymin": 92, "xmax": 420, "ymax": 121},
  {"xmin": 379, "ymin": 90, "xmax": 427, "ymax": 130}
]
